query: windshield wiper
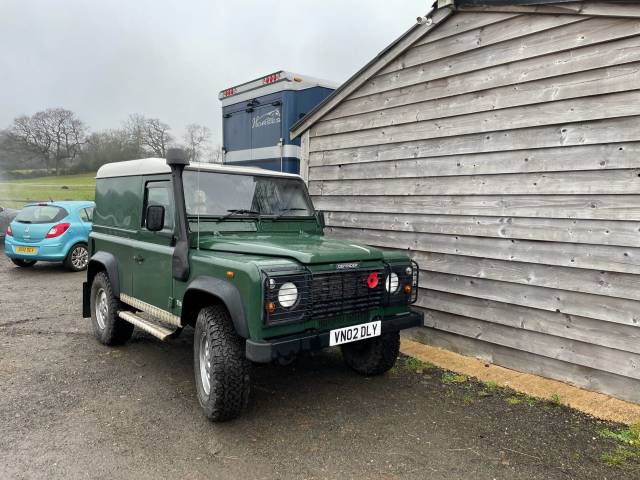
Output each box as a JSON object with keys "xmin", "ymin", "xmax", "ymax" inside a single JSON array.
[
  {"xmin": 216, "ymin": 209, "xmax": 261, "ymax": 222},
  {"xmin": 273, "ymin": 207, "xmax": 308, "ymax": 220}
]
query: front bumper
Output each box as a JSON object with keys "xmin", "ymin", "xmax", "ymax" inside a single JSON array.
[{"xmin": 246, "ymin": 310, "xmax": 423, "ymax": 363}]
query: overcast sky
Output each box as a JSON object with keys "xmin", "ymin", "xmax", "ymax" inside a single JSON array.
[{"xmin": 0, "ymin": 0, "xmax": 429, "ymax": 144}]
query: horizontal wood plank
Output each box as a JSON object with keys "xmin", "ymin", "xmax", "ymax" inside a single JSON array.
[
  {"xmin": 418, "ymin": 289, "xmax": 640, "ymax": 354},
  {"xmin": 381, "ymin": 14, "xmax": 583, "ymax": 75},
  {"xmin": 313, "ymin": 194, "xmax": 640, "ymax": 221},
  {"xmin": 309, "ymin": 143, "xmax": 640, "ymax": 180},
  {"xmin": 352, "ymin": 16, "xmax": 640, "ymax": 99},
  {"xmin": 415, "ymin": 11, "xmax": 518, "ymax": 46},
  {"xmin": 409, "ymin": 251, "xmax": 640, "ymax": 302},
  {"xmin": 460, "ymin": 2, "xmax": 640, "ymax": 19},
  {"xmin": 309, "ymin": 116, "xmax": 640, "ymax": 166},
  {"xmin": 327, "ymin": 226, "xmax": 640, "ymax": 274},
  {"xmin": 309, "ymin": 169, "xmax": 640, "ymax": 196},
  {"xmin": 315, "ymin": 64, "xmax": 640, "ymax": 137},
  {"xmin": 324, "ymin": 34, "xmax": 640, "ymax": 121},
  {"xmin": 423, "ymin": 271, "xmax": 640, "ymax": 327},
  {"xmin": 405, "ymin": 327, "xmax": 640, "ymax": 403},
  {"xmin": 325, "ymin": 211, "xmax": 640, "ymax": 247},
  {"xmin": 310, "ymin": 90, "xmax": 640, "ymax": 151},
  {"xmin": 422, "ymin": 309, "xmax": 640, "ymax": 379}
]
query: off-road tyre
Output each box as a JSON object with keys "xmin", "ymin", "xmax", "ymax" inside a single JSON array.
[
  {"xmin": 90, "ymin": 271, "xmax": 134, "ymax": 345},
  {"xmin": 194, "ymin": 305, "xmax": 250, "ymax": 422},
  {"xmin": 341, "ymin": 331, "xmax": 400, "ymax": 376},
  {"xmin": 64, "ymin": 243, "xmax": 89, "ymax": 272},
  {"xmin": 11, "ymin": 258, "xmax": 36, "ymax": 268}
]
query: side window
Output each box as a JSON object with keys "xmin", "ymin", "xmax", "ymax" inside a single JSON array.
[
  {"xmin": 80, "ymin": 207, "xmax": 94, "ymax": 222},
  {"xmin": 143, "ymin": 181, "xmax": 174, "ymax": 231}
]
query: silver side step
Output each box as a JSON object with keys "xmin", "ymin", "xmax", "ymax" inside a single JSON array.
[{"xmin": 118, "ymin": 311, "xmax": 176, "ymax": 341}]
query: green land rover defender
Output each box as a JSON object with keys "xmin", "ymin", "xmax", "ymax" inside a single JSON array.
[{"xmin": 82, "ymin": 149, "xmax": 422, "ymax": 421}]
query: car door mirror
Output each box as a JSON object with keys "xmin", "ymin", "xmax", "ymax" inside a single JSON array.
[{"xmin": 146, "ymin": 205, "xmax": 165, "ymax": 232}]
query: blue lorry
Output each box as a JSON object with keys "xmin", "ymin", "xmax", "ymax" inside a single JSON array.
[{"xmin": 219, "ymin": 71, "xmax": 336, "ymax": 175}]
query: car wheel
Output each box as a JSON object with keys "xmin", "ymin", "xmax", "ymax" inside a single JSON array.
[
  {"xmin": 90, "ymin": 271, "xmax": 134, "ymax": 345},
  {"xmin": 194, "ymin": 305, "xmax": 250, "ymax": 422},
  {"xmin": 64, "ymin": 243, "xmax": 89, "ymax": 272},
  {"xmin": 11, "ymin": 258, "xmax": 37, "ymax": 268},
  {"xmin": 341, "ymin": 331, "xmax": 400, "ymax": 376}
]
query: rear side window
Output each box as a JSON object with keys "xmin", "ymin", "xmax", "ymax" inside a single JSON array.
[
  {"xmin": 15, "ymin": 205, "xmax": 67, "ymax": 224},
  {"xmin": 143, "ymin": 181, "xmax": 174, "ymax": 230},
  {"xmin": 80, "ymin": 207, "xmax": 94, "ymax": 222}
]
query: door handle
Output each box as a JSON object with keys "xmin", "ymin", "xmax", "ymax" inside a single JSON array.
[{"xmin": 133, "ymin": 255, "xmax": 145, "ymax": 263}]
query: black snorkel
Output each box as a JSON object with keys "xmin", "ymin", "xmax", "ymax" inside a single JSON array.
[{"xmin": 166, "ymin": 148, "xmax": 190, "ymax": 281}]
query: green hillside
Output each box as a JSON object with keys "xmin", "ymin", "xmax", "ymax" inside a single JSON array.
[{"xmin": 0, "ymin": 173, "xmax": 96, "ymax": 209}]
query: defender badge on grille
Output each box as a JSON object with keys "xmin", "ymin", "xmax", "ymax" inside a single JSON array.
[{"xmin": 336, "ymin": 262, "xmax": 360, "ymax": 270}]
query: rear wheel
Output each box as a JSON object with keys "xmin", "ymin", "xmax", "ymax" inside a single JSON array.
[
  {"xmin": 11, "ymin": 258, "xmax": 37, "ymax": 268},
  {"xmin": 64, "ymin": 243, "xmax": 89, "ymax": 271},
  {"xmin": 90, "ymin": 271, "xmax": 134, "ymax": 345},
  {"xmin": 341, "ymin": 331, "xmax": 400, "ymax": 376},
  {"xmin": 194, "ymin": 305, "xmax": 250, "ymax": 422}
]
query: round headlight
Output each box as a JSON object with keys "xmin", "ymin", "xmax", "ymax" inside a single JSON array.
[
  {"xmin": 385, "ymin": 272, "xmax": 399, "ymax": 293},
  {"xmin": 278, "ymin": 282, "xmax": 298, "ymax": 308}
]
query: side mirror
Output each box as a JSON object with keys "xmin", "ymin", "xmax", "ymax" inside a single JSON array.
[
  {"xmin": 146, "ymin": 205, "xmax": 165, "ymax": 232},
  {"xmin": 316, "ymin": 210, "xmax": 326, "ymax": 229}
]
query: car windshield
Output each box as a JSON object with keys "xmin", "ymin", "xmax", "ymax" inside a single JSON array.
[
  {"xmin": 15, "ymin": 205, "xmax": 67, "ymax": 224},
  {"xmin": 183, "ymin": 171, "xmax": 314, "ymax": 218}
]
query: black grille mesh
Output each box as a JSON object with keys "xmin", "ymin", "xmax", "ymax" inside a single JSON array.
[{"xmin": 263, "ymin": 262, "xmax": 419, "ymax": 325}]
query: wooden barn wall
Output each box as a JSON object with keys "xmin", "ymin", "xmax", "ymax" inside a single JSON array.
[{"xmin": 303, "ymin": 8, "xmax": 640, "ymax": 403}]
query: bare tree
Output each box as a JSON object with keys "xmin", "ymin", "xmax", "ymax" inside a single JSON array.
[
  {"xmin": 124, "ymin": 114, "xmax": 173, "ymax": 157},
  {"xmin": 10, "ymin": 108, "xmax": 86, "ymax": 175},
  {"xmin": 207, "ymin": 144, "xmax": 223, "ymax": 164},
  {"xmin": 183, "ymin": 124, "xmax": 211, "ymax": 162}
]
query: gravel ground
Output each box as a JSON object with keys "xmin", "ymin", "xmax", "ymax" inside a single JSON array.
[{"xmin": 0, "ymin": 255, "xmax": 637, "ymax": 479}]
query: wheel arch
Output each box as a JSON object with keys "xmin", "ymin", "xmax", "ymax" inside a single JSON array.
[
  {"xmin": 182, "ymin": 276, "xmax": 249, "ymax": 338},
  {"xmin": 87, "ymin": 251, "xmax": 120, "ymax": 297}
]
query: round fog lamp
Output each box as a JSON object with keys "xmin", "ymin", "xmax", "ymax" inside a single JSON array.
[
  {"xmin": 385, "ymin": 272, "xmax": 399, "ymax": 293},
  {"xmin": 278, "ymin": 282, "xmax": 298, "ymax": 308}
]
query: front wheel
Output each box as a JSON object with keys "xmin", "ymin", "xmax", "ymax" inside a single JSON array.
[
  {"xmin": 194, "ymin": 305, "xmax": 250, "ymax": 422},
  {"xmin": 341, "ymin": 331, "xmax": 400, "ymax": 376},
  {"xmin": 64, "ymin": 243, "xmax": 89, "ymax": 271},
  {"xmin": 11, "ymin": 258, "xmax": 37, "ymax": 268}
]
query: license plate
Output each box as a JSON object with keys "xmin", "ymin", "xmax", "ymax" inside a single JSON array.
[
  {"xmin": 15, "ymin": 246, "xmax": 38, "ymax": 255},
  {"xmin": 329, "ymin": 320, "xmax": 381, "ymax": 347}
]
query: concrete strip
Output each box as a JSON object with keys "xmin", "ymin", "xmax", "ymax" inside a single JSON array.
[{"xmin": 400, "ymin": 337, "xmax": 640, "ymax": 425}]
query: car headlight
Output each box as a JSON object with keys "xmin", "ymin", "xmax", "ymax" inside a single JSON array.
[
  {"xmin": 385, "ymin": 272, "xmax": 399, "ymax": 293},
  {"xmin": 278, "ymin": 282, "xmax": 298, "ymax": 308}
]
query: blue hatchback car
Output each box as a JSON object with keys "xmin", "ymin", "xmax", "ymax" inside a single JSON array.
[{"xmin": 4, "ymin": 201, "xmax": 95, "ymax": 271}]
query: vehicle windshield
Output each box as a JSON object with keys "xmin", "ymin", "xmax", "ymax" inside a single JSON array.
[
  {"xmin": 183, "ymin": 171, "xmax": 314, "ymax": 218},
  {"xmin": 15, "ymin": 205, "xmax": 67, "ymax": 224}
]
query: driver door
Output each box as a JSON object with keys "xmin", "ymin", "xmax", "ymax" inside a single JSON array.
[{"xmin": 132, "ymin": 177, "xmax": 175, "ymax": 311}]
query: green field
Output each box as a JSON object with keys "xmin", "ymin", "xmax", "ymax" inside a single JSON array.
[{"xmin": 0, "ymin": 173, "xmax": 96, "ymax": 209}]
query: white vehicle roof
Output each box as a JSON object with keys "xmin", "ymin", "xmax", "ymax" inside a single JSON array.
[{"xmin": 96, "ymin": 158, "xmax": 302, "ymax": 179}]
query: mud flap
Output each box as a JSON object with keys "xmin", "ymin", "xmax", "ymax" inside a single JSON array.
[{"xmin": 82, "ymin": 281, "xmax": 91, "ymax": 318}]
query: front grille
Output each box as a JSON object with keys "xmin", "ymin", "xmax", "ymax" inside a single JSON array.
[
  {"xmin": 262, "ymin": 262, "xmax": 419, "ymax": 325},
  {"xmin": 310, "ymin": 268, "xmax": 385, "ymax": 318}
]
